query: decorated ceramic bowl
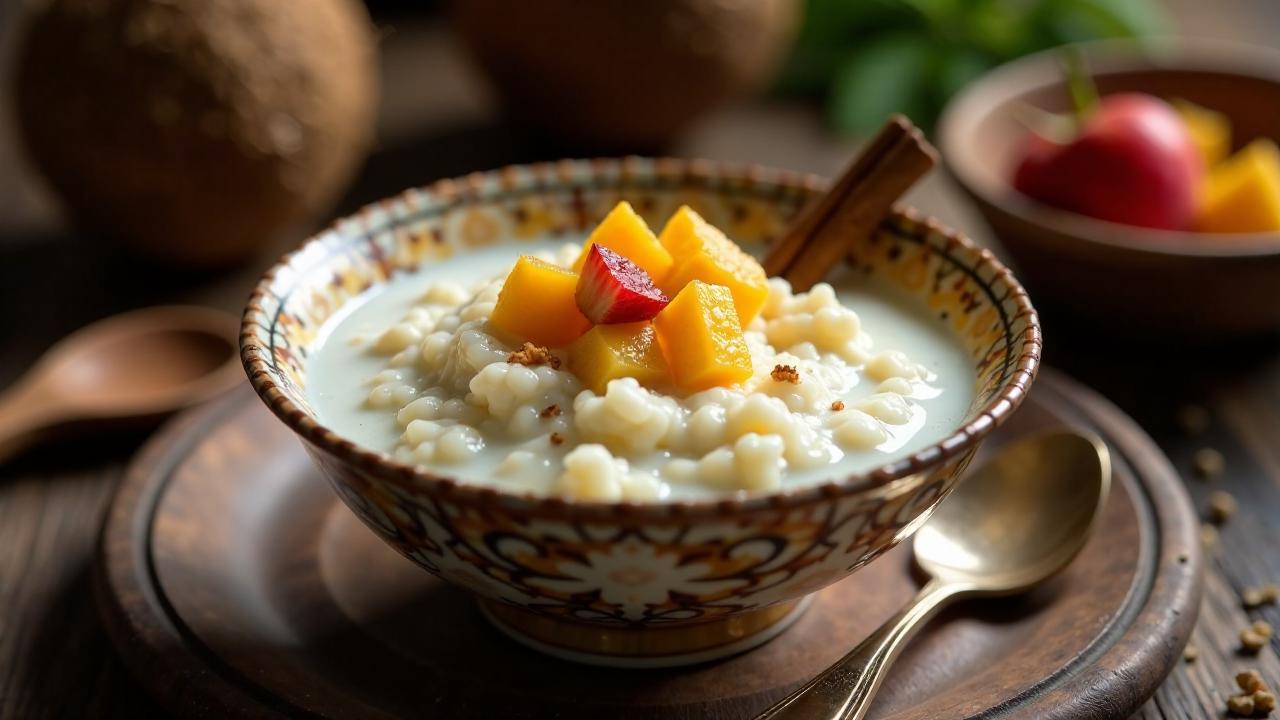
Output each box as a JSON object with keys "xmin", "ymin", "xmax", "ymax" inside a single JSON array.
[{"xmin": 241, "ymin": 158, "xmax": 1040, "ymax": 667}]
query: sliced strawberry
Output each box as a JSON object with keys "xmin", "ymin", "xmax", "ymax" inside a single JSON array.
[{"xmin": 575, "ymin": 243, "xmax": 670, "ymax": 324}]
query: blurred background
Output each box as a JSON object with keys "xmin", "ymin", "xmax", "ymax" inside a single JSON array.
[
  {"xmin": 3, "ymin": 2, "xmax": 1280, "ymax": 715},
  {"xmin": 1, "ymin": 0, "xmax": 1277, "ymax": 378}
]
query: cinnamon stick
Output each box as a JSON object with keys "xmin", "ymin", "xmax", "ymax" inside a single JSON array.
[
  {"xmin": 762, "ymin": 118, "xmax": 908, "ymax": 277},
  {"xmin": 763, "ymin": 115, "xmax": 937, "ymax": 291}
]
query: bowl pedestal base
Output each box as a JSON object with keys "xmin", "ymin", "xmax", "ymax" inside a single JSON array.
[{"xmin": 478, "ymin": 596, "xmax": 813, "ymax": 668}]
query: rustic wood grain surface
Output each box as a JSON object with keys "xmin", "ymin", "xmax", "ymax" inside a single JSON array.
[{"xmin": 2, "ymin": 6, "xmax": 1280, "ymax": 718}]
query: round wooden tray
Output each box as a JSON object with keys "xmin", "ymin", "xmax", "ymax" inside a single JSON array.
[{"xmin": 95, "ymin": 370, "xmax": 1202, "ymax": 719}]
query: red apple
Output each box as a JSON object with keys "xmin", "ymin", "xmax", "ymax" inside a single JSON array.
[
  {"xmin": 575, "ymin": 243, "xmax": 669, "ymax": 324},
  {"xmin": 1012, "ymin": 93, "xmax": 1203, "ymax": 230}
]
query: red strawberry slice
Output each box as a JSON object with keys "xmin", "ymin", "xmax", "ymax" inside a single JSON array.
[{"xmin": 575, "ymin": 243, "xmax": 669, "ymax": 324}]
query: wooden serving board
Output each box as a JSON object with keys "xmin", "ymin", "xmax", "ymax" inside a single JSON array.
[{"xmin": 94, "ymin": 370, "xmax": 1202, "ymax": 719}]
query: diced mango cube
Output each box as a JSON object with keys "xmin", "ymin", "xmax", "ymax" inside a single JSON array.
[
  {"xmin": 652, "ymin": 281, "xmax": 752, "ymax": 392},
  {"xmin": 572, "ymin": 201, "xmax": 673, "ymax": 283},
  {"xmin": 490, "ymin": 256, "xmax": 591, "ymax": 347},
  {"xmin": 568, "ymin": 322, "xmax": 669, "ymax": 394},
  {"xmin": 1174, "ymin": 98, "xmax": 1232, "ymax": 168},
  {"xmin": 657, "ymin": 206, "xmax": 769, "ymax": 325},
  {"xmin": 1196, "ymin": 139, "xmax": 1280, "ymax": 233}
]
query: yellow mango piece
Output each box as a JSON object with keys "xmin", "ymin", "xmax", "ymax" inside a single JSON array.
[
  {"xmin": 652, "ymin": 281, "xmax": 752, "ymax": 392},
  {"xmin": 657, "ymin": 206, "xmax": 769, "ymax": 325},
  {"xmin": 1173, "ymin": 98, "xmax": 1231, "ymax": 167},
  {"xmin": 490, "ymin": 256, "xmax": 591, "ymax": 347},
  {"xmin": 1196, "ymin": 139, "xmax": 1280, "ymax": 233},
  {"xmin": 572, "ymin": 201, "xmax": 673, "ymax": 282},
  {"xmin": 568, "ymin": 322, "xmax": 669, "ymax": 394}
]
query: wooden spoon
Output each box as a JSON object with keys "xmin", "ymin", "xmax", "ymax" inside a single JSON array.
[{"xmin": 0, "ymin": 306, "xmax": 243, "ymax": 462}]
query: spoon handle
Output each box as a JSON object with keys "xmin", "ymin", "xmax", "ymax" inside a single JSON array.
[
  {"xmin": 755, "ymin": 578, "xmax": 957, "ymax": 720},
  {"xmin": 0, "ymin": 380, "xmax": 58, "ymax": 463}
]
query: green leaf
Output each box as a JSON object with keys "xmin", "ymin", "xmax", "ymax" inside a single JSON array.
[
  {"xmin": 962, "ymin": 0, "xmax": 1040, "ymax": 58},
  {"xmin": 1032, "ymin": 0, "xmax": 1167, "ymax": 46},
  {"xmin": 779, "ymin": 0, "xmax": 1168, "ymax": 132},
  {"xmin": 1079, "ymin": 0, "xmax": 1167, "ymax": 36},
  {"xmin": 775, "ymin": 46, "xmax": 852, "ymax": 95},
  {"xmin": 828, "ymin": 33, "xmax": 935, "ymax": 135},
  {"xmin": 794, "ymin": 0, "xmax": 921, "ymax": 49},
  {"xmin": 933, "ymin": 46, "xmax": 993, "ymax": 102},
  {"xmin": 897, "ymin": 0, "xmax": 962, "ymax": 25},
  {"xmin": 776, "ymin": 0, "xmax": 926, "ymax": 95}
]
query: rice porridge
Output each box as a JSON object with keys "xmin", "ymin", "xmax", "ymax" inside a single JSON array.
[{"xmin": 309, "ymin": 236, "xmax": 976, "ymax": 502}]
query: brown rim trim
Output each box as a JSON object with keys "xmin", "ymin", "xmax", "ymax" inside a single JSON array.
[{"xmin": 240, "ymin": 158, "xmax": 1042, "ymax": 520}]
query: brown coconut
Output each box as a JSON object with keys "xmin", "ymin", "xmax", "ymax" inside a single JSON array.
[
  {"xmin": 451, "ymin": 0, "xmax": 799, "ymax": 151},
  {"xmin": 13, "ymin": 0, "xmax": 379, "ymax": 267}
]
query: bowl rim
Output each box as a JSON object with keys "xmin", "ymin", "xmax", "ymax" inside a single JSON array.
[
  {"xmin": 241, "ymin": 157, "xmax": 1042, "ymax": 519},
  {"xmin": 937, "ymin": 36, "xmax": 1280, "ymax": 259}
]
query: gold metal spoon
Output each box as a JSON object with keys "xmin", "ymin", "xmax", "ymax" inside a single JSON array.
[
  {"xmin": 757, "ymin": 429, "xmax": 1111, "ymax": 720},
  {"xmin": 0, "ymin": 306, "xmax": 243, "ymax": 462}
]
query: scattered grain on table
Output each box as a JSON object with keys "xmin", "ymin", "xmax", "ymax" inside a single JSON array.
[
  {"xmin": 1241, "ymin": 630, "xmax": 1265, "ymax": 654},
  {"xmin": 1243, "ymin": 585, "xmax": 1279, "ymax": 609},
  {"xmin": 1229, "ymin": 671, "xmax": 1276, "ymax": 717},
  {"xmin": 1210, "ymin": 490, "xmax": 1238, "ymax": 523},
  {"xmin": 1231, "ymin": 694, "xmax": 1258, "ymax": 717},
  {"xmin": 1241, "ymin": 620, "xmax": 1273, "ymax": 654},
  {"xmin": 1240, "ymin": 671, "xmax": 1266, "ymax": 694},
  {"xmin": 1201, "ymin": 523, "xmax": 1219, "ymax": 549},
  {"xmin": 1230, "ymin": 693, "xmax": 1258, "ymax": 717},
  {"xmin": 1193, "ymin": 447, "xmax": 1225, "ymax": 479},
  {"xmin": 1177, "ymin": 404, "xmax": 1210, "ymax": 435}
]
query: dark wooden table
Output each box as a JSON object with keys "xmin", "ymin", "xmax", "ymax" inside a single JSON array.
[{"xmin": 2, "ymin": 10, "xmax": 1279, "ymax": 720}]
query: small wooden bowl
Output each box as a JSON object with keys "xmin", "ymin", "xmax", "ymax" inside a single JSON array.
[{"xmin": 938, "ymin": 39, "xmax": 1280, "ymax": 338}]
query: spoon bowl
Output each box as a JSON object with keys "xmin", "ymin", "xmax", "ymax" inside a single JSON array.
[
  {"xmin": 0, "ymin": 306, "xmax": 243, "ymax": 461},
  {"xmin": 914, "ymin": 430, "xmax": 1111, "ymax": 595},
  {"xmin": 759, "ymin": 429, "xmax": 1111, "ymax": 720}
]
